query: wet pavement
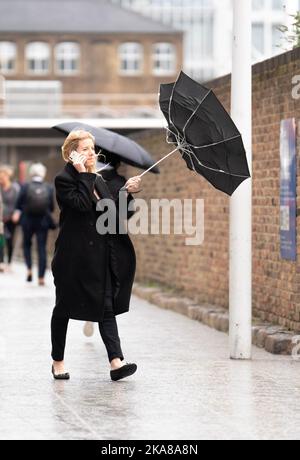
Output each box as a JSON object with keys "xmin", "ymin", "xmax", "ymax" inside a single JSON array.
[{"xmin": 0, "ymin": 262, "xmax": 299, "ymax": 440}]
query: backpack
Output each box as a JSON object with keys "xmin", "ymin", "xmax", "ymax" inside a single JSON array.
[{"xmin": 24, "ymin": 182, "xmax": 49, "ymax": 216}]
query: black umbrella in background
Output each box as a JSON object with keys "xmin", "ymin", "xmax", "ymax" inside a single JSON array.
[
  {"xmin": 139, "ymin": 71, "xmax": 251, "ymax": 196},
  {"xmin": 53, "ymin": 122, "xmax": 160, "ymax": 174}
]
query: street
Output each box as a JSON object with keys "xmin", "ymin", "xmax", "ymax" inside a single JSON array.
[{"xmin": 0, "ymin": 263, "xmax": 299, "ymax": 440}]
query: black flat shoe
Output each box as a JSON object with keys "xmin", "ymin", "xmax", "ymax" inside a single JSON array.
[
  {"xmin": 26, "ymin": 274, "xmax": 32, "ymax": 282},
  {"xmin": 110, "ymin": 363, "xmax": 137, "ymax": 381},
  {"xmin": 51, "ymin": 365, "xmax": 70, "ymax": 380}
]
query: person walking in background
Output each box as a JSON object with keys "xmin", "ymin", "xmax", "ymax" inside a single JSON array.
[
  {"xmin": 0, "ymin": 165, "xmax": 20, "ymax": 272},
  {"xmin": 0, "ymin": 192, "xmax": 4, "ymax": 273},
  {"xmin": 12, "ymin": 163, "xmax": 56, "ymax": 286}
]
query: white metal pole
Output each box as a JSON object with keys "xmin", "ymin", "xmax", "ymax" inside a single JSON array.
[{"xmin": 229, "ymin": 0, "xmax": 252, "ymax": 360}]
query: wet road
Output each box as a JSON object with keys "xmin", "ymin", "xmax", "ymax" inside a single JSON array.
[{"xmin": 0, "ymin": 263, "xmax": 299, "ymax": 440}]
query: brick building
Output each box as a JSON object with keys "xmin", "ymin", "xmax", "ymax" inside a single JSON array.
[
  {"xmin": 0, "ymin": 0, "xmax": 183, "ymax": 164},
  {"xmin": 120, "ymin": 47, "xmax": 300, "ymax": 332},
  {"xmin": 9, "ymin": 46, "xmax": 299, "ymax": 333}
]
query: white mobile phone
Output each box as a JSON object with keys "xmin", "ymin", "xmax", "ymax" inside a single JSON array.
[{"xmin": 69, "ymin": 151, "xmax": 86, "ymax": 164}]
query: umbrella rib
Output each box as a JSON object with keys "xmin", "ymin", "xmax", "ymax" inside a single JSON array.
[
  {"xmin": 183, "ymin": 150, "xmax": 197, "ymax": 173},
  {"xmin": 165, "ymin": 127, "xmax": 180, "ymax": 146},
  {"xmin": 166, "ymin": 122, "xmax": 242, "ymax": 154},
  {"xmin": 165, "ymin": 127, "xmax": 249, "ymax": 178},
  {"xmin": 182, "ymin": 89, "xmax": 213, "ymax": 136},
  {"xmin": 160, "ymin": 73, "xmax": 251, "ymax": 189},
  {"xmin": 191, "ymin": 134, "xmax": 241, "ymax": 149},
  {"xmin": 168, "ymin": 82, "xmax": 240, "ymax": 153},
  {"xmin": 186, "ymin": 148, "xmax": 250, "ymax": 178},
  {"xmin": 168, "ymin": 73, "xmax": 182, "ymax": 141}
]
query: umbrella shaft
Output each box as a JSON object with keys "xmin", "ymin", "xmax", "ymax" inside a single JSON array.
[{"xmin": 138, "ymin": 147, "xmax": 180, "ymax": 178}]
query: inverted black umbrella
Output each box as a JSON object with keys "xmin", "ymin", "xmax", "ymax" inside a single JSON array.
[
  {"xmin": 53, "ymin": 122, "xmax": 160, "ymax": 174},
  {"xmin": 139, "ymin": 71, "xmax": 251, "ymax": 196}
]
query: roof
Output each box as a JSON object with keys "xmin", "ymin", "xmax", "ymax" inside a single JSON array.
[{"xmin": 0, "ymin": 0, "xmax": 179, "ymax": 34}]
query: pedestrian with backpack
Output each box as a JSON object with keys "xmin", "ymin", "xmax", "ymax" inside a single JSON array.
[{"xmin": 12, "ymin": 163, "xmax": 56, "ymax": 285}]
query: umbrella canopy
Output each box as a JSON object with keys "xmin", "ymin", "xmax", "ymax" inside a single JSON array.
[
  {"xmin": 53, "ymin": 122, "xmax": 160, "ymax": 174},
  {"xmin": 159, "ymin": 71, "xmax": 251, "ymax": 196}
]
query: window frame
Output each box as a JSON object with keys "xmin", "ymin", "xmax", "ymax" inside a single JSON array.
[
  {"xmin": 25, "ymin": 41, "xmax": 51, "ymax": 75},
  {"xmin": 118, "ymin": 42, "xmax": 144, "ymax": 77},
  {"xmin": 152, "ymin": 42, "xmax": 177, "ymax": 76},
  {"xmin": 55, "ymin": 42, "xmax": 81, "ymax": 76},
  {"xmin": 0, "ymin": 41, "xmax": 17, "ymax": 75}
]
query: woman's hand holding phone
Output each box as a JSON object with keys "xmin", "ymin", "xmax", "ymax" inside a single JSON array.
[{"xmin": 69, "ymin": 151, "xmax": 87, "ymax": 173}]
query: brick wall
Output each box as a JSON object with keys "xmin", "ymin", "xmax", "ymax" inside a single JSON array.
[{"xmin": 122, "ymin": 48, "xmax": 300, "ymax": 332}]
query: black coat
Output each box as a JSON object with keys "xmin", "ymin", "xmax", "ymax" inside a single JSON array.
[{"xmin": 51, "ymin": 162, "xmax": 136, "ymax": 322}]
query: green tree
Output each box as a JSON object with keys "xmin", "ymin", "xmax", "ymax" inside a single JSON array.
[{"xmin": 278, "ymin": 12, "xmax": 300, "ymax": 50}]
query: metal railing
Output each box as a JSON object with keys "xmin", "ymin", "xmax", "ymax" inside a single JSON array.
[{"xmin": 0, "ymin": 91, "xmax": 161, "ymax": 119}]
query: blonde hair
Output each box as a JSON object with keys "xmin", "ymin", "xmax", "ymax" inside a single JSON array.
[
  {"xmin": 0, "ymin": 164, "xmax": 14, "ymax": 179},
  {"xmin": 61, "ymin": 129, "xmax": 97, "ymax": 174}
]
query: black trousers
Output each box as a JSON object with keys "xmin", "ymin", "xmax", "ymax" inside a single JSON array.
[
  {"xmin": 22, "ymin": 221, "xmax": 48, "ymax": 279},
  {"xmin": 0, "ymin": 221, "xmax": 17, "ymax": 264},
  {"xmin": 51, "ymin": 302, "xmax": 125, "ymax": 363}
]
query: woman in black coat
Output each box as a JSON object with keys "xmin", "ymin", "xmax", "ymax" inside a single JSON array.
[{"xmin": 51, "ymin": 130, "xmax": 142, "ymax": 382}]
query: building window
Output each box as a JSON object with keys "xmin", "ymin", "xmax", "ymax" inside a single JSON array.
[
  {"xmin": 0, "ymin": 42, "xmax": 17, "ymax": 74},
  {"xmin": 119, "ymin": 43, "xmax": 143, "ymax": 76},
  {"xmin": 26, "ymin": 42, "xmax": 50, "ymax": 75},
  {"xmin": 252, "ymin": 23, "xmax": 265, "ymax": 58},
  {"xmin": 152, "ymin": 42, "xmax": 176, "ymax": 76},
  {"xmin": 253, "ymin": 0, "xmax": 284, "ymax": 10},
  {"xmin": 55, "ymin": 42, "xmax": 80, "ymax": 75},
  {"xmin": 252, "ymin": 0, "xmax": 265, "ymax": 10},
  {"xmin": 272, "ymin": 0, "xmax": 284, "ymax": 10}
]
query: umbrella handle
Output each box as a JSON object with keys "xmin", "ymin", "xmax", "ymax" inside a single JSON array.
[
  {"xmin": 119, "ymin": 147, "xmax": 180, "ymax": 192},
  {"xmin": 138, "ymin": 147, "xmax": 180, "ymax": 178}
]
